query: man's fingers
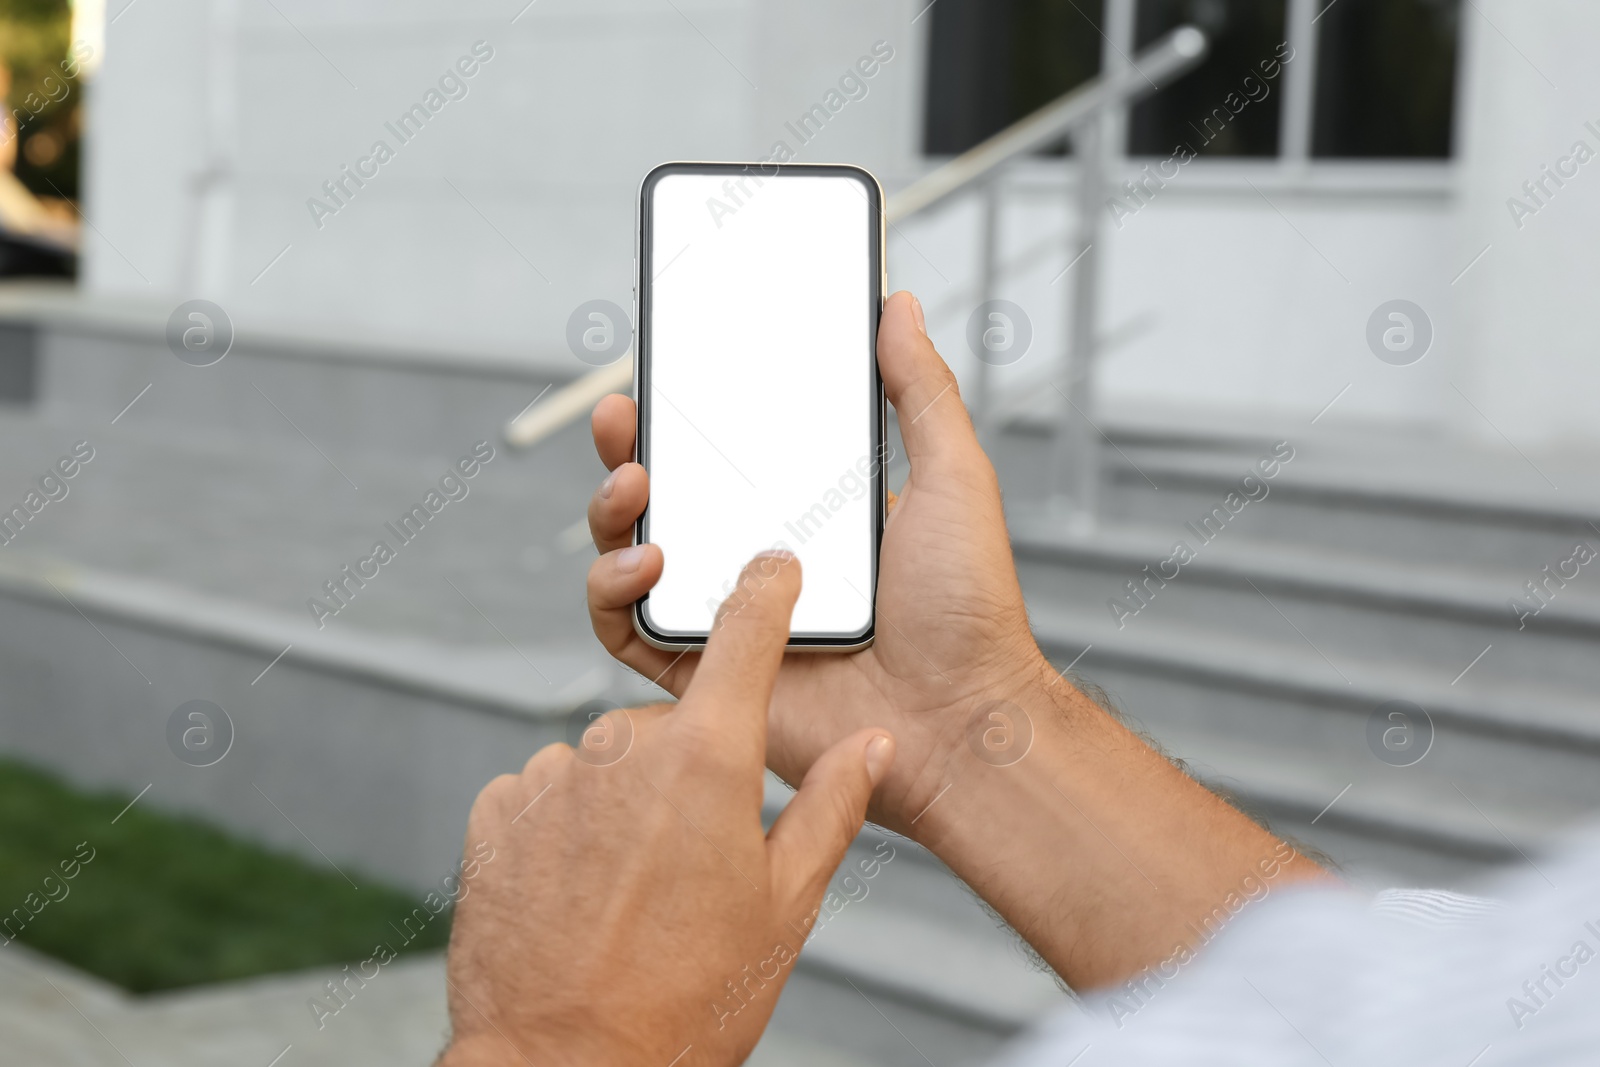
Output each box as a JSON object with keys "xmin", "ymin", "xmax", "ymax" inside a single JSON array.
[
  {"xmin": 588, "ymin": 461, "xmax": 648, "ymax": 554},
  {"xmin": 586, "ymin": 545, "xmax": 696, "ymax": 692},
  {"xmin": 680, "ymin": 552, "xmax": 801, "ymax": 738},
  {"xmin": 879, "ymin": 291, "xmax": 984, "ymax": 473},
  {"xmin": 587, "ymin": 543, "xmax": 664, "ymax": 627},
  {"xmin": 766, "ymin": 730, "xmax": 894, "ymax": 906},
  {"xmin": 591, "ymin": 393, "xmax": 637, "ymax": 471}
]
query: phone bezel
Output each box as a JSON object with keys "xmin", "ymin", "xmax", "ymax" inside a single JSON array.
[{"xmin": 632, "ymin": 160, "xmax": 887, "ymax": 652}]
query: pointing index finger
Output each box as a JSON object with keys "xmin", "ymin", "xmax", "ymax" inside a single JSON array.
[{"xmin": 679, "ymin": 551, "xmax": 801, "ymax": 745}]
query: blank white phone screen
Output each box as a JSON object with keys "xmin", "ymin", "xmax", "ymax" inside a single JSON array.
[{"xmin": 642, "ymin": 170, "xmax": 878, "ymax": 640}]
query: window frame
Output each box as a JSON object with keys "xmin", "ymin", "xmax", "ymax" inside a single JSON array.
[{"xmin": 916, "ymin": 0, "xmax": 1461, "ymax": 179}]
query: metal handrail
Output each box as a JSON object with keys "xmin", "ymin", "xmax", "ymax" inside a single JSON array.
[
  {"xmin": 505, "ymin": 25, "xmax": 1207, "ymax": 449},
  {"xmin": 886, "ymin": 26, "xmax": 1205, "ymax": 220}
]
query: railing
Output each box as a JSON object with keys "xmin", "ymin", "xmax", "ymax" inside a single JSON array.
[{"xmin": 505, "ymin": 25, "xmax": 1207, "ymax": 526}]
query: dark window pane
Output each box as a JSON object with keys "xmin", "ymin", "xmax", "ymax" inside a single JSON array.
[
  {"xmin": 923, "ymin": 0, "xmax": 1018, "ymax": 155},
  {"xmin": 1010, "ymin": 0, "xmax": 1106, "ymax": 141},
  {"xmin": 1129, "ymin": 0, "xmax": 1288, "ymax": 157},
  {"xmin": 923, "ymin": 0, "xmax": 1104, "ymax": 155},
  {"xmin": 1312, "ymin": 0, "xmax": 1461, "ymax": 158}
]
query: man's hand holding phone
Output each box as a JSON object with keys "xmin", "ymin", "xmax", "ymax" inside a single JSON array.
[
  {"xmin": 587, "ymin": 291, "xmax": 1044, "ymax": 839},
  {"xmin": 584, "ymin": 290, "xmax": 1332, "ymax": 991}
]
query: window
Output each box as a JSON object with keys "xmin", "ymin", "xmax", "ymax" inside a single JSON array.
[
  {"xmin": 923, "ymin": 0, "xmax": 1102, "ymax": 156},
  {"xmin": 1129, "ymin": 0, "xmax": 1287, "ymax": 158},
  {"xmin": 1311, "ymin": 0, "xmax": 1461, "ymax": 158},
  {"xmin": 1009, "ymin": 0, "xmax": 1106, "ymax": 148},
  {"xmin": 921, "ymin": 0, "xmax": 1462, "ymax": 161},
  {"xmin": 923, "ymin": 0, "xmax": 1021, "ymax": 156}
]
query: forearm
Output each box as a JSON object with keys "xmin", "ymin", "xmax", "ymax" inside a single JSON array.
[{"xmin": 912, "ymin": 656, "xmax": 1332, "ymax": 990}]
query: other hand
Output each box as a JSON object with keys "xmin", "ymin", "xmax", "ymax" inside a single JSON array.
[{"xmin": 439, "ymin": 553, "xmax": 896, "ymax": 1066}]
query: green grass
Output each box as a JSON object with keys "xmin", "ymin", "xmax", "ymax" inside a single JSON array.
[{"xmin": 0, "ymin": 758, "xmax": 451, "ymax": 992}]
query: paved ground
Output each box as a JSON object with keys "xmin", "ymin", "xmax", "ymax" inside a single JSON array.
[
  {"xmin": 1, "ymin": 939, "xmax": 980, "ymax": 1067},
  {"xmin": 1, "ymin": 942, "xmax": 453, "ymax": 1067}
]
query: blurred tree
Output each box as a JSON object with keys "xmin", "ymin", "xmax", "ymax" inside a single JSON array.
[{"xmin": 0, "ymin": 0, "xmax": 81, "ymax": 201}]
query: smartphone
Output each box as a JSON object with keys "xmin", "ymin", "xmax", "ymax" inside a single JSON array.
[{"xmin": 633, "ymin": 161, "xmax": 887, "ymax": 651}]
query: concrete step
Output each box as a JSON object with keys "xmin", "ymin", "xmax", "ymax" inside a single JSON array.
[
  {"xmin": 0, "ymin": 553, "xmax": 613, "ymax": 897},
  {"xmin": 0, "ymin": 552, "xmax": 1062, "ymax": 1059},
  {"xmin": 0, "ymin": 408, "xmax": 605, "ymax": 648},
  {"xmin": 0, "ymin": 285, "xmax": 566, "ymax": 464},
  {"xmin": 989, "ymin": 423, "xmax": 1600, "ymax": 573},
  {"xmin": 1155, "ymin": 728, "xmax": 1551, "ymax": 882},
  {"xmin": 1010, "ymin": 515, "xmax": 1600, "ymax": 694},
  {"xmin": 990, "ymin": 421, "xmax": 1600, "ymax": 886},
  {"xmin": 1028, "ymin": 603, "xmax": 1600, "ymax": 882}
]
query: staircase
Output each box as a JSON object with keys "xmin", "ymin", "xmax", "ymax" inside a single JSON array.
[
  {"xmin": 9, "ymin": 290, "xmax": 1596, "ymax": 1063},
  {"xmin": 988, "ymin": 417, "xmax": 1600, "ymax": 890},
  {"xmin": 0, "ymin": 292, "xmax": 1070, "ymax": 1067}
]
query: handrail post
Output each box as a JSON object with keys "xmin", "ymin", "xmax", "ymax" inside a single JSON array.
[
  {"xmin": 1048, "ymin": 114, "xmax": 1108, "ymax": 535},
  {"xmin": 1049, "ymin": 0, "xmax": 1134, "ymax": 534}
]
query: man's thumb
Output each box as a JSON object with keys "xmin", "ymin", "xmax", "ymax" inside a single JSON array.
[
  {"xmin": 879, "ymin": 290, "xmax": 982, "ymax": 472},
  {"xmin": 765, "ymin": 731, "xmax": 894, "ymax": 905}
]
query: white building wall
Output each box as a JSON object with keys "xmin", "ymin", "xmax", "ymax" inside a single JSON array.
[
  {"xmin": 899, "ymin": 165, "xmax": 1459, "ymax": 435},
  {"xmin": 79, "ymin": 1, "xmax": 1594, "ymax": 446},
  {"xmin": 1453, "ymin": 0, "xmax": 1600, "ymax": 450},
  {"xmin": 83, "ymin": 0, "xmax": 921, "ymax": 364}
]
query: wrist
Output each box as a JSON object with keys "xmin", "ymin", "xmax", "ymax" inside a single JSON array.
[
  {"xmin": 874, "ymin": 644, "xmax": 1064, "ymax": 834},
  {"xmin": 906, "ymin": 657, "xmax": 1093, "ymax": 850},
  {"xmin": 903, "ymin": 663, "xmax": 1330, "ymax": 989}
]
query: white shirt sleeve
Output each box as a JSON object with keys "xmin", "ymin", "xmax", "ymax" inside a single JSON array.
[{"xmin": 989, "ymin": 821, "xmax": 1600, "ymax": 1067}]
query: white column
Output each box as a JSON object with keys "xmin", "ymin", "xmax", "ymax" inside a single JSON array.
[{"xmin": 1452, "ymin": 0, "xmax": 1600, "ymax": 448}]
